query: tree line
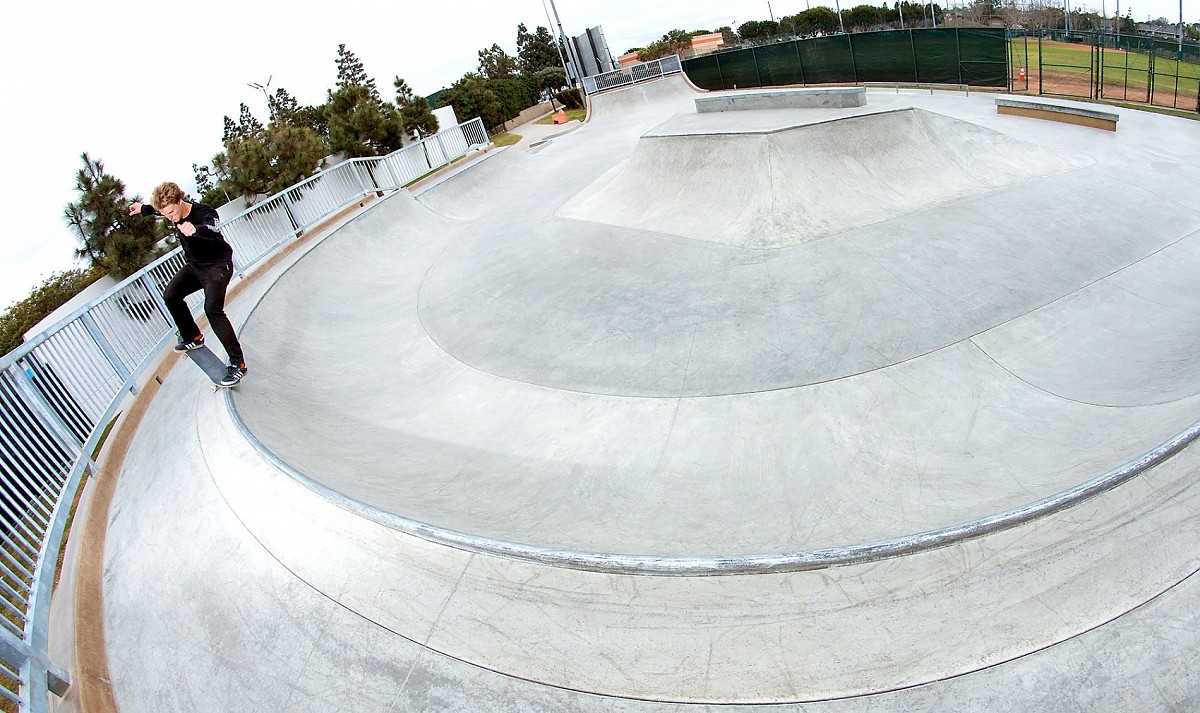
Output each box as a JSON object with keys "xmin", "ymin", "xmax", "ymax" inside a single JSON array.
[{"xmin": 629, "ymin": 5, "xmax": 948, "ymax": 62}]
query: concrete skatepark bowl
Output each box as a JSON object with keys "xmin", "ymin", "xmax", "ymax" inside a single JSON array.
[{"xmin": 98, "ymin": 76, "xmax": 1200, "ymax": 710}]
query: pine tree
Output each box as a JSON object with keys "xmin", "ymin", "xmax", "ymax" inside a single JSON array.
[
  {"xmin": 394, "ymin": 77, "xmax": 440, "ymax": 139},
  {"xmin": 517, "ymin": 24, "xmax": 561, "ymax": 74},
  {"xmin": 62, "ymin": 153, "xmax": 163, "ymax": 278},
  {"xmin": 267, "ymin": 87, "xmax": 300, "ymax": 123},
  {"xmin": 335, "ymin": 44, "xmax": 380, "ymax": 102},
  {"xmin": 478, "ymin": 44, "xmax": 519, "ymax": 79},
  {"xmin": 211, "ymin": 103, "xmax": 329, "ymax": 200},
  {"xmin": 222, "ymin": 103, "xmax": 264, "ymax": 143},
  {"xmin": 326, "ymin": 45, "xmax": 404, "ymax": 157}
]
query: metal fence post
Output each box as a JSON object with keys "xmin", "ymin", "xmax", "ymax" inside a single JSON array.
[
  {"xmin": 137, "ymin": 273, "xmax": 171, "ymax": 328},
  {"xmin": 847, "ymin": 33, "xmax": 860, "ymax": 84},
  {"xmin": 1148, "ymin": 45, "xmax": 1156, "ymax": 105},
  {"xmin": 79, "ymin": 313, "xmax": 132, "ymax": 390},
  {"xmin": 280, "ymin": 190, "xmax": 304, "ymax": 237},
  {"xmin": 794, "ymin": 39, "xmax": 806, "ymax": 85},
  {"xmin": 383, "ymin": 155, "xmax": 402, "ymax": 190},
  {"xmin": 7, "ymin": 367, "xmax": 86, "ymax": 463},
  {"xmin": 351, "ymin": 165, "xmax": 368, "ymax": 197},
  {"xmin": 910, "ymin": 29, "xmax": 920, "ymax": 83},
  {"xmin": 955, "ymin": 28, "xmax": 963, "ymax": 85},
  {"xmin": 0, "ymin": 630, "xmax": 69, "ymax": 710},
  {"xmin": 1038, "ymin": 33, "xmax": 1043, "ymax": 94},
  {"xmin": 435, "ymin": 133, "xmax": 451, "ymax": 168}
]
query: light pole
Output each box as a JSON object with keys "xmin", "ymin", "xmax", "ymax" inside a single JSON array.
[
  {"xmin": 546, "ymin": 0, "xmax": 584, "ymax": 90},
  {"xmin": 540, "ymin": 0, "xmax": 570, "ymax": 100},
  {"xmin": 247, "ymin": 75, "xmax": 272, "ymax": 114},
  {"xmin": 1108, "ymin": 0, "xmax": 1118, "ymax": 46},
  {"xmin": 834, "ymin": 0, "xmax": 847, "ymax": 33}
]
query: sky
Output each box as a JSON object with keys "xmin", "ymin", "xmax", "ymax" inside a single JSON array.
[{"xmin": 1, "ymin": 0, "xmax": 1194, "ymax": 311}]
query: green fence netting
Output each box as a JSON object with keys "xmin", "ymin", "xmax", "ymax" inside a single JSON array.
[{"xmin": 683, "ymin": 28, "xmax": 1009, "ymax": 91}]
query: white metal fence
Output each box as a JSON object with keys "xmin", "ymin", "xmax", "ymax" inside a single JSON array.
[
  {"xmin": 582, "ymin": 54, "xmax": 683, "ymax": 94},
  {"xmin": 0, "ymin": 116, "xmax": 487, "ymax": 711}
]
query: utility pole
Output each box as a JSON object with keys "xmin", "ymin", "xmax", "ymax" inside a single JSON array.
[
  {"xmin": 541, "ymin": 0, "xmax": 571, "ymax": 84},
  {"xmin": 547, "ymin": 0, "xmax": 584, "ymax": 90}
]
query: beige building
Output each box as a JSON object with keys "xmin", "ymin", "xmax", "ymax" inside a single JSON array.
[{"xmin": 617, "ymin": 32, "xmax": 727, "ymax": 68}]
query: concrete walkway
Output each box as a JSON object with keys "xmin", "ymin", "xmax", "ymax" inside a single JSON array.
[
  {"xmin": 507, "ymin": 110, "xmax": 582, "ymax": 151},
  {"xmin": 78, "ymin": 77, "xmax": 1200, "ymax": 711}
]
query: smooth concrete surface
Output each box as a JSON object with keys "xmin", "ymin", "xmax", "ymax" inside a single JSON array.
[
  {"xmin": 695, "ymin": 86, "xmax": 868, "ymax": 112},
  {"xmin": 103, "ymin": 361, "xmax": 1200, "ymax": 709},
  {"xmin": 91, "ymin": 77, "xmax": 1200, "ymax": 710},
  {"xmin": 231, "ymin": 81, "xmax": 1200, "ymax": 558}
]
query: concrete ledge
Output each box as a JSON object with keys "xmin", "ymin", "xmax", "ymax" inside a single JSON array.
[
  {"xmin": 696, "ymin": 86, "xmax": 867, "ymax": 113},
  {"xmin": 996, "ymin": 97, "xmax": 1119, "ymax": 131}
]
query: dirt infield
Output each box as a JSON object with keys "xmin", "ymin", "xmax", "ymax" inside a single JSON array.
[{"xmin": 1009, "ymin": 65, "xmax": 1198, "ymax": 113}]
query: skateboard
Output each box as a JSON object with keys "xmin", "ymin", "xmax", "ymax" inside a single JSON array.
[{"xmin": 182, "ymin": 345, "xmax": 236, "ymax": 391}]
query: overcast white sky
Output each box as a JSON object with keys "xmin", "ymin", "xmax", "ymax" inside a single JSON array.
[{"xmin": 1, "ymin": 0, "xmax": 1193, "ymax": 310}]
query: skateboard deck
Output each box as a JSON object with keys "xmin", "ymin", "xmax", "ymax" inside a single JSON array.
[{"xmin": 183, "ymin": 345, "xmax": 234, "ymax": 391}]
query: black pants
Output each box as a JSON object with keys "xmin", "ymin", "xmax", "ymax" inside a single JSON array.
[{"xmin": 164, "ymin": 262, "xmax": 244, "ymax": 365}]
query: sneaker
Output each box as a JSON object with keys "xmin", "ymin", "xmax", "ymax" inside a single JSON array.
[
  {"xmin": 219, "ymin": 363, "xmax": 247, "ymax": 387},
  {"xmin": 174, "ymin": 335, "xmax": 205, "ymax": 352}
]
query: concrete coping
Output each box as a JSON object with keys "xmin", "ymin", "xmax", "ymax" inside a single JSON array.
[
  {"xmin": 696, "ymin": 86, "xmax": 867, "ymax": 113},
  {"xmin": 996, "ymin": 97, "xmax": 1119, "ymax": 130}
]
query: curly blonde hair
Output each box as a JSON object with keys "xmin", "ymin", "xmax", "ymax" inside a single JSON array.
[{"xmin": 150, "ymin": 182, "xmax": 187, "ymax": 210}]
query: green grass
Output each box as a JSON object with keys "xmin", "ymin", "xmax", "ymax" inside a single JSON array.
[
  {"xmin": 535, "ymin": 108, "xmax": 587, "ymax": 124},
  {"xmin": 491, "ymin": 132, "xmax": 522, "ymax": 147}
]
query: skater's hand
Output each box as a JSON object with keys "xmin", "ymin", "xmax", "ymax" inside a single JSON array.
[
  {"xmin": 128, "ymin": 202, "xmax": 142, "ymax": 216},
  {"xmin": 178, "ymin": 221, "xmax": 197, "ymax": 237}
]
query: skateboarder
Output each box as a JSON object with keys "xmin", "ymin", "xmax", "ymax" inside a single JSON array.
[{"xmin": 130, "ymin": 182, "xmax": 247, "ymax": 386}]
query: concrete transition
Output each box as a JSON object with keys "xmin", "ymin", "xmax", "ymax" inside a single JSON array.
[{"xmin": 87, "ymin": 74, "xmax": 1200, "ymax": 711}]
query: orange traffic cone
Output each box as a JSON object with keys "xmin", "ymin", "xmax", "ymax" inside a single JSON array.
[{"xmin": 1019, "ymin": 67, "xmax": 1026, "ymax": 80}]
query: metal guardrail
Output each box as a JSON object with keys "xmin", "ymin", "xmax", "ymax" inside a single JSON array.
[
  {"xmin": 0, "ymin": 116, "xmax": 487, "ymax": 711},
  {"xmin": 863, "ymin": 81, "xmax": 973, "ymax": 95},
  {"xmin": 582, "ymin": 55, "xmax": 683, "ymax": 94}
]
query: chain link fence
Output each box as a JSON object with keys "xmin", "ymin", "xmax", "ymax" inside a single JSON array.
[{"xmin": 1011, "ymin": 29, "xmax": 1199, "ymax": 113}]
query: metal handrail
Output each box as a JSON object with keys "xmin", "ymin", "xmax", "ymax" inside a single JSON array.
[
  {"xmin": 0, "ymin": 115, "xmax": 488, "ymax": 712},
  {"xmin": 582, "ymin": 55, "xmax": 683, "ymax": 94}
]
